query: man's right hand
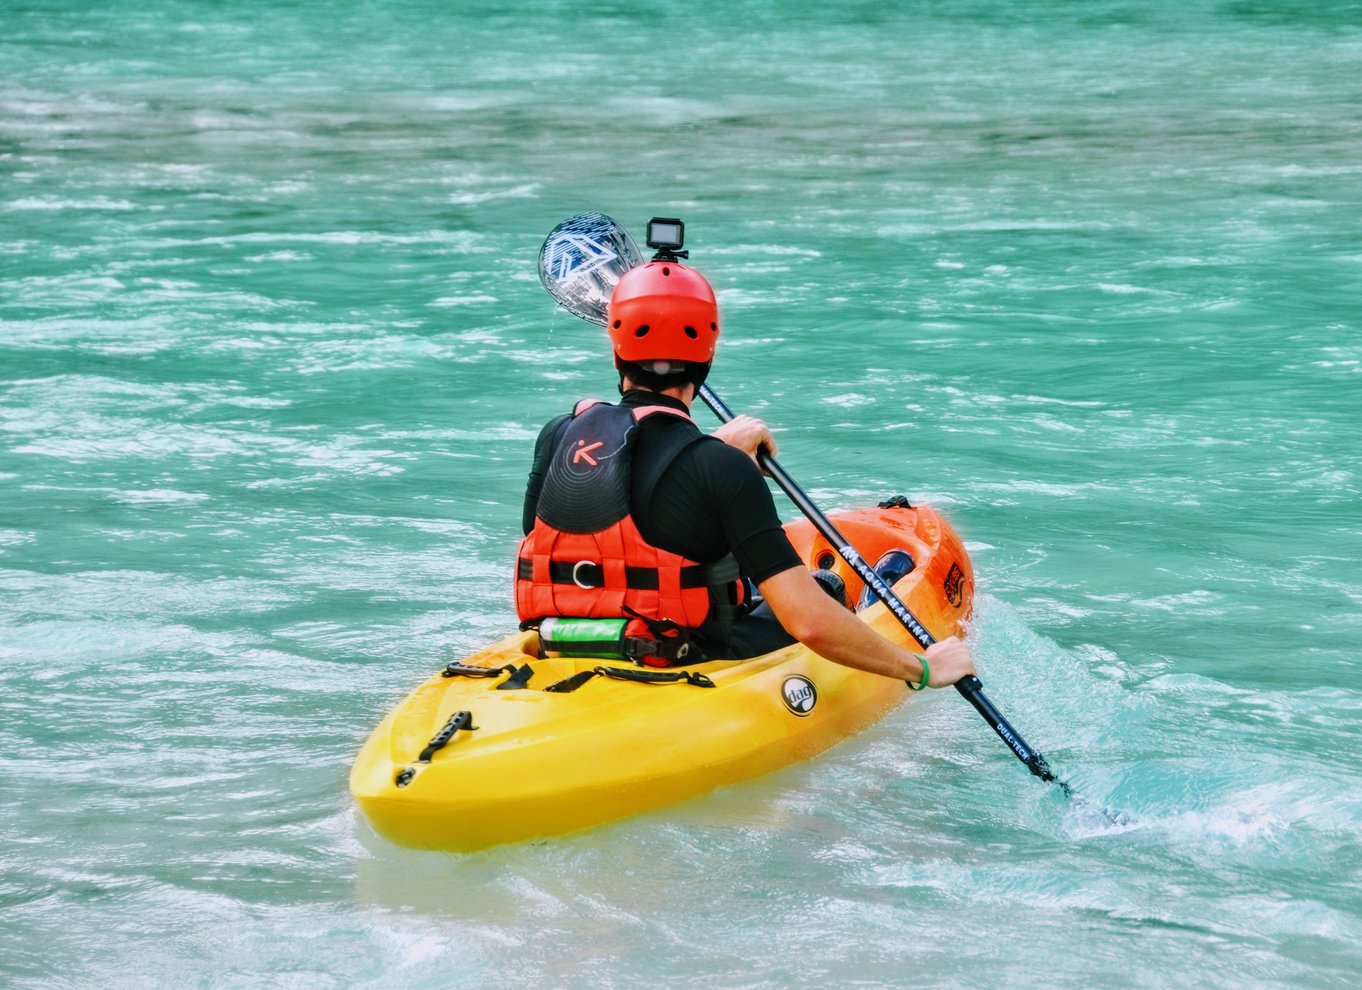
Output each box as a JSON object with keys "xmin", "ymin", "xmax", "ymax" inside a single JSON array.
[
  {"xmin": 921, "ymin": 637, "xmax": 976, "ymax": 688},
  {"xmin": 760, "ymin": 565, "xmax": 976, "ymax": 687},
  {"xmin": 711, "ymin": 414, "xmax": 777, "ymax": 466}
]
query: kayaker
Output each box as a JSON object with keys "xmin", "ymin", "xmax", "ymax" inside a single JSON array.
[{"xmin": 517, "ymin": 257, "xmax": 975, "ymax": 688}]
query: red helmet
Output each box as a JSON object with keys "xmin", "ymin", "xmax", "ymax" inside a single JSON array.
[{"xmin": 607, "ymin": 261, "xmax": 719, "ymax": 366}]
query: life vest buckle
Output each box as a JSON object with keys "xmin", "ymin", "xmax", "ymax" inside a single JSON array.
[{"xmin": 571, "ymin": 559, "xmax": 601, "ymax": 589}]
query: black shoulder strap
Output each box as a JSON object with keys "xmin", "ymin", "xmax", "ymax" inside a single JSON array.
[
  {"xmin": 629, "ymin": 421, "xmax": 744, "ymax": 649},
  {"xmin": 631, "ymin": 417, "xmax": 714, "ymax": 500}
]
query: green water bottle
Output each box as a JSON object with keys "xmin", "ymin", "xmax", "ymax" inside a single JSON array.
[{"xmin": 537, "ymin": 617, "xmax": 630, "ymax": 659}]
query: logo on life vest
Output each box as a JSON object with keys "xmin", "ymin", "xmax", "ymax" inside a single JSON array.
[
  {"xmin": 573, "ymin": 440, "xmax": 604, "ymax": 466},
  {"xmin": 944, "ymin": 562, "xmax": 964, "ymax": 607},
  {"xmin": 781, "ymin": 675, "xmax": 818, "ymax": 716}
]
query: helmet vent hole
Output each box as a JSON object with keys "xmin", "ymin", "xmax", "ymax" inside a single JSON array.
[
  {"xmin": 612, "ymin": 320, "xmax": 621, "ymax": 329},
  {"xmin": 635, "ymin": 324, "xmax": 650, "ymax": 337},
  {"xmin": 684, "ymin": 325, "xmax": 698, "ymax": 339},
  {"xmin": 710, "ymin": 322, "xmax": 717, "ymax": 332}
]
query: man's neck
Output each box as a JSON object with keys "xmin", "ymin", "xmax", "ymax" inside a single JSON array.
[{"xmin": 620, "ymin": 380, "xmax": 695, "ymax": 409}]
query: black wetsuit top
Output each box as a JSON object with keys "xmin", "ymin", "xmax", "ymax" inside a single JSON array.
[{"xmin": 523, "ymin": 390, "xmax": 803, "ymax": 656}]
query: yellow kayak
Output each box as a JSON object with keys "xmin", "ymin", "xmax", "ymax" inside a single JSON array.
[{"xmin": 350, "ymin": 501, "xmax": 974, "ymax": 852}]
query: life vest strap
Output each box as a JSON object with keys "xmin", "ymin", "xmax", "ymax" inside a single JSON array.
[
  {"xmin": 517, "ymin": 556, "xmax": 711, "ymax": 591},
  {"xmin": 701, "ymin": 554, "xmax": 741, "ymax": 586}
]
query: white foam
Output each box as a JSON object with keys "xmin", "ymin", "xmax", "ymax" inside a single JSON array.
[
  {"xmin": 430, "ymin": 294, "xmax": 498, "ymax": 307},
  {"xmin": 447, "ymin": 183, "xmax": 539, "ymax": 205},
  {"xmin": 821, "ymin": 393, "xmax": 875, "ymax": 408},
  {"xmin": 112, "ymin": 489, "xmax": 210, "ymax": 505},
  {"xmin": 7, "ymin": 196, "xmax": 139, "ymax": 211}
]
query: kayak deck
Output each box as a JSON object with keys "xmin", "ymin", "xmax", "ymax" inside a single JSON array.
[{"xmin": 350, "ymin": 502, "xmax": 973, "ymax": 852}]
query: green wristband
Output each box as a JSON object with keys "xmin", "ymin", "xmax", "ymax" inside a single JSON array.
[{"xmin": 907, "ymin": 654, "xmax": 930, "ymax": 692}]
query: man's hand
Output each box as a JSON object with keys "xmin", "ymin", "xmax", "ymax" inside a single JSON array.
[
  {"xmin": 922, "ymin": 637, "xmax": 976, "ymax": 688},
  {"xmin": 712, "ymin": 414, "xmax": 777, "ymax": 466}
]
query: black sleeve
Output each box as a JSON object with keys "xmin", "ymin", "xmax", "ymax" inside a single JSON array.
[
  {"xmin": 523, "ymin": 413, "xmax": 570, "ymax": 535},
  {"xmin": 687, "ymin": 443, "xmax": 803, "ymax": 584}
]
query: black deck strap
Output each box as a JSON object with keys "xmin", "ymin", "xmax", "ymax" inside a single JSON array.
[
  {"xmin": 442, "ymin": 661, "xmax": 515, "ymax": 680},
  {"xmin": 417, "ymin": 710, "xmax": 476, "ymax": 763},
  {"xmin": 542, "ymin": 665, "xmax": 716, "ymax": 693},
  {"xmin": 495, "ymin": 663, "xmax": 535, "ymax": 690},
  {"xmin": 544, "ymin": 670, "xmax": 598, "ymax": 694},
  {"xmin": 593, "ymin": 665, "xmax": 715, "ymax": 688},
  {"xmin": 631, "ymin": 416, "xmax": 710, "ymax": 501}
]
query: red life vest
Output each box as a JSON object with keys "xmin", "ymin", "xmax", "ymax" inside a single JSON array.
[{"xmin": 515, "ymin": 400, "xmax": 743, "ymax": 655}]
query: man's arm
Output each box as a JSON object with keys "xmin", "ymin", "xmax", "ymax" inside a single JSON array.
[
  {"xmin": 522, "ymin": 413, "xmax": 571, "ymax": 534},
  {"xmin": 757, "ymin": 565, "xmax": 976, "ymax": 687},
  {"xmin": 710, "ymin": 414, "xmax": 976, "ymax": 686}
]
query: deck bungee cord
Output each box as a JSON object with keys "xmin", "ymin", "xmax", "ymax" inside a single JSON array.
[{"xmin": 538, "ymin": 212, "xmax": 1129, "ymax": 827}]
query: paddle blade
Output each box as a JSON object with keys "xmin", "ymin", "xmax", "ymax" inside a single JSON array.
[{"xmin": 537, "ymin": 213, "xmax": 644, "ymax": 326}]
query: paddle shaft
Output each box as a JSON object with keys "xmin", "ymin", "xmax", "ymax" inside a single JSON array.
[{"xmin": 698, "ymin": 383, "xmax": 1058, "ymax": 784}]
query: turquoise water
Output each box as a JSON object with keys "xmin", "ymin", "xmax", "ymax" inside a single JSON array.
[{"xmin": 3, "ymin": 1, "xmax": 1361, "ymax": 986}]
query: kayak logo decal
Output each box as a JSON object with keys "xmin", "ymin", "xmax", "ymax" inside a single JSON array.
[
  {"xmin": 573, "ymin": 440, "xmax": 604, "ymax": 466},
  {"xmin": 544, "ymin": 232, "xmax": 618, "ymax": 286},
  {"xmin": 781, "ymin": 675, "xmax": 817, "ymax": 716},
  {"xmin": 944, "ymin": 562, "xmax": 965, "ymax": 608}
]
